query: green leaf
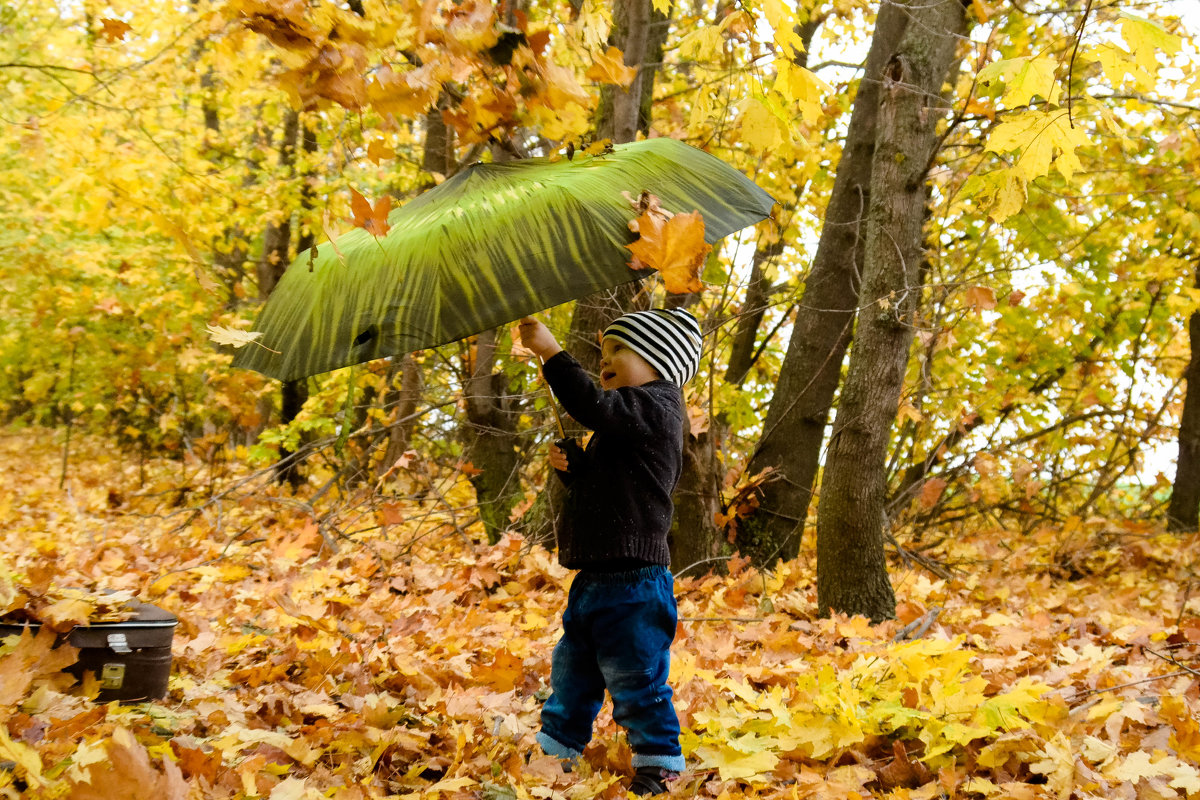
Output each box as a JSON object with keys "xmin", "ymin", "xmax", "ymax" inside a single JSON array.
[{"xmin": 232, "ymin": 138, "xmax": 775, "ymax": 381}]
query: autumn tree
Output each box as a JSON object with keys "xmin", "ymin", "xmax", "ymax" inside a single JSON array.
[
  {"xmin": 733, "ymin": 0, "xmax": 912, "ymax": 567},
  {"xmin": 812, "ymin": 0, "xmax": 968, "ymax": 622}
]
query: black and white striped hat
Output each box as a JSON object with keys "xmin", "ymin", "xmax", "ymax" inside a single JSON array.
[{"xmin": 603, "ymin": 308, "xmax": 703, "ymax": 387}]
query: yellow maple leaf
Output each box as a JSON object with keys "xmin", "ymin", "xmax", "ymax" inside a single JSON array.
[
  {"xmin": 0, "ymin": 727, "xmax": 42, "ymax": 789},
  {"xmin": 445, "ymin": 0, "xmax": 498, "ymax": 51},
  {"xmin": 759, "ymin": 0, "xmax": 805, "ymax": 60},
  {"xmin": 985, "ymin": 110, "xmax": 1090, "ymax": 183},
  {"xmin": 738, "ymin": 97, "xmax": 789, "ymax": 155},
  {"xmin": 1118, "ymin": 12, "xmax": 1181, "ymax": 75},
  {"xmin": 774, "ymin": 60, "xmax": 832, "ymax": 122},
  {"xmin": 206, "ymin": 325, "xmax": 264, "ymax": 349},
  {"xmin": 978, "ymin": 56, "xmax": 1061, "ymax": 108},
  {"xmin": 678, "ymin": 25, "xmax": 723, "ymax": 62},
  {"xmin": 367, "ymin": 63, "xmax": 444, "ymax": 119},
  {"xmin": 692, "ymin": 742, "xmax": 779, "ymax": 781},
  {"xmin": 367, "ymin": 139, "xmax": 395, "ymax": 164},
  {"xmin": 41, "ymin": 596, "xmax": 93, "ymax": 629},
  {"xmin": 586, "ymin": 46, "xmax": 638, "ymax": 88}
]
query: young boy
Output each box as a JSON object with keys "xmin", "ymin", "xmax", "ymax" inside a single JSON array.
[{"xmin": 517, "ymin": 308, "xmax": 703, "ymax": 796}]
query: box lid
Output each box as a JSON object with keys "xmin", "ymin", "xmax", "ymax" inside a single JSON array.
[{"xmin": 0, "ymin": 600, "xmax": 177, "ymax": 650}]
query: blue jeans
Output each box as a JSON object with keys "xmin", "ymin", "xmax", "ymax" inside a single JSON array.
[{"xmin": 536, "ymin": 566, "xmax": 684, "ymax": 772}]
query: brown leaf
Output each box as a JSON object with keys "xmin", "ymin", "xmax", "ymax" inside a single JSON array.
[
  {"xmin": 964, "ymin": 285, "xmax": 997, "ymax": 312},
  {"xmin": 349, "ymin": 188, "xmax": 392, "ymax": 237},
  {"xmin": 0, "ymin": 626, "xmax": 77, "ymax": 708},
  {"xmin": 169, "ymin": 741, "xmax": 223, "ymax": 783},
  {"xmin": 919, "ymin": 477, "xmax": 947, "ymax": 509},
  {"xmin": 64, "ymin": 727, "xmax": 188, "ymax": 800},
  {"xmin": 875, "ymin": 740, "xmax": 934, "ymax": 790},
  {"xmin": 378, "ymin": 502, "xmax": 405, "ymax": 527},
  {"xmin": 98, "ymin": 18, "xmax": 132, "ymax": 42}
]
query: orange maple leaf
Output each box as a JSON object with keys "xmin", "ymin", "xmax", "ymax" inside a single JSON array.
[
  {"xmin": 586, "ymin": 46, "xmax": 638, "ymax": 88},
  {"xmin": 367, "ymin": 139, "xmax": 395, "ymax": 164},
  {"xmin": 99, "ymin": 18, "xmax": 132, "ymax": 42},
  {"xmin": 964, "ymin": 285, "xmax": 996, "ymax": 312},
  {"xmin": 349, "ymin": 188, "xmax": 392, "ymax": 237},
  {"xmin": 626, "ymin": 208, "xmax": 711, "ymax": 294}
]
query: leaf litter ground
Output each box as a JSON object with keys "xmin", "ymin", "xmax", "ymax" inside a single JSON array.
[{"xmin": 1, "ymin": 429, "xmax": 1199, "ymax": 800}]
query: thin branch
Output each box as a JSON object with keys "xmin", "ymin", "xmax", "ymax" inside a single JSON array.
[{"xmin": 1066, "ymin": 0, "xmax": 1095, "ymax": 127}]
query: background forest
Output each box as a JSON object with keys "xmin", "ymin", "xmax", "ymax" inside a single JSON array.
[{"xmin": 3, "ymin": 0, "xmax": 1200, "ymax": 798}]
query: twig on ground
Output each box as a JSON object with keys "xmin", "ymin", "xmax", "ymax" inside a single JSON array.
[
  {"xmin": 893, "ymin": 606, "xmax": 942, "ymax": 641},
  {"xmin": 1071, "ymin": 669, "xmax": 1195, "ymax": 703},
  {"xmin": 1145, "ymin": 647, "xmax": 1200, "ymax": 679}
]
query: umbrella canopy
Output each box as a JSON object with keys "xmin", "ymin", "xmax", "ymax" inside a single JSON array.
[{"xmin": 232, "ymin": 137, "xmax": 776, "ymax": 381}]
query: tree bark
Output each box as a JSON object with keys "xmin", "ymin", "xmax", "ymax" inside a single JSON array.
[
  {"xmin": 245, "ymin": 109, "xmax": 312, "ymax": 487},
  {"xmin": 734, "ymin": 1, "xmax": 911, "ymax": 567},
  {"xmin": 815, "ymin": 0, "xmax": 968, "ymax": 623},
  {"xmin": 257, "ymin": 110, "xmax": 299, "ymax": 299},
  {"xmin": 377, "ymin": 354, "xmax": 423, "ymax": 478},
  {"xmin": 463, "ymin": 329, "xmax": 523, "ymax": 542},
  {"xmin": 594, "ymin": 0, "xmax": 667, "ymax": 143},
  {"xmin": 670, "ymin": 424, "xmax": 725, "ymax": 577},
  {"xmin": 1169, "ymin": 261, "xmax": 1200, "ymax": 531}
]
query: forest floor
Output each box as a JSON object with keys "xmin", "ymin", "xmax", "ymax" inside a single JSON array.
[{"xmin": 2, "ymin": 427, "xmax": 1200, "ymax": 800}]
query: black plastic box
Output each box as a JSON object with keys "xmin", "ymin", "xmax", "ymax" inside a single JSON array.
[{"xmin": 0, "ymin": 600, "xmax": 177, "ymax": 703}]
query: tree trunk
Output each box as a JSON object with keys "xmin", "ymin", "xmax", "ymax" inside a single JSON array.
[
  {"xmin": 594, "ymin": 0, "xmax": 667, "ymax": 143},
  {"xmin": 1169, "ymin": 261, "xmax": 1200, "ymax": 531},
  {"xmin": 670, "ymin": 425, "xmax": 725, "ymax": 577},
  {"xmin": 256, "ymin": 110, "xmax": 299, "ymax": 299},
  {"xmin": 463, "ymin": 329, "xmax": 523, "ymax": 542},
  {"xmin": 815, "ymin": 0, "xmax": 968, "ymax": 623},
  {"xmin": 377, "ymin": 354, "xmax": 423, "ymax": 478},
  {"xmin": 735, "ymin": 1, "xmax": 911, "ymax": 567}
]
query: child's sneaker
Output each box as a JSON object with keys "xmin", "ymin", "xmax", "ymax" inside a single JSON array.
[{"xmin": 628, "ymin": 766, "xmax": 678, "ymax": 795}]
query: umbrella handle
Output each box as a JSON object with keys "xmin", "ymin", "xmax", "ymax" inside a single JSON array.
[{"xmin": 536, "ymin": 357, "xmax": 566, "ymax": 440}]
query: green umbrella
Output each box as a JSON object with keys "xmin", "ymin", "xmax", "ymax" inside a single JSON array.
[{"xmin": 232, "ymin": 137, "xmax": 776, "ymax": 381}]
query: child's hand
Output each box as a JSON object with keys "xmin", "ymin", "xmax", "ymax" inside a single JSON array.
[
  {"xmin": 518, "ymin": 316, "xmax": 563, "ymax": 361},
  {"xmin": 550, "ymin": 437, "xmax": 584, "ymax": 473},
  {"xmin": 548, "ymin": 441, "xmax": 570, "ymax": 472}
]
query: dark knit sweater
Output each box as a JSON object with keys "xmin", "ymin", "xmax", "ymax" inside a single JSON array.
[{"xmin": 541, "ymin": 351, "xmax": 685, "ymax": 570}]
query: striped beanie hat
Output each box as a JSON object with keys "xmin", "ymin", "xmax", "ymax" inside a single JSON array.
[{"xmin": 603, "ymin": 308, "xmax": 703, "ymax": 387}]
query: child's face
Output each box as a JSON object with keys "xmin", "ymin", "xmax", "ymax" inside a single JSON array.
[{"xmin": 599, "ymin": 337, "xmax": 660, "ymax": 390}]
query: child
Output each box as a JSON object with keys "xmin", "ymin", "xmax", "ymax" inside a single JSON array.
[{"xmin": 517, "ymin": 308, "xmax": 703, "ymax": 796}]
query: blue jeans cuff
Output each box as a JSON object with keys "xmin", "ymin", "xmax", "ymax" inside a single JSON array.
[
  {"xmin": 536, "ymin": 731, "xmax": 582, "ymax": 764},
  {"xmin": 632, "ymin": 753, "xmax": 685, "ymax": 772}
]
